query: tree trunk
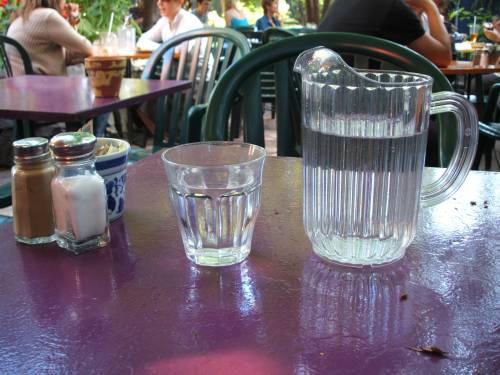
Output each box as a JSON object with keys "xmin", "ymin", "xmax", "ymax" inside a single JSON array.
[
  {"xmin": 142, "ymin": 0, "xmax": 155, "ymax": 29},
  {"xmin": 304, "ymin": 0, "xmax": 320, "ymax": 24},
  {"xmin": 322, "ymin": 0, "xmax": 331, "ymax": 19}
]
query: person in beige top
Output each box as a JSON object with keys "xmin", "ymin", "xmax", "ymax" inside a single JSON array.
[{"xmin": 7, "ymin": 0, "xmax": 92, "ymax": 76}]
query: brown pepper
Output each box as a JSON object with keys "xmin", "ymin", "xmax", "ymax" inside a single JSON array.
[{"xmin": 12, "ymin": 138, "xmax": 55, "ymax": 244}]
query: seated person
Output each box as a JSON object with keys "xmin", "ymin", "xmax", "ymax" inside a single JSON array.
[
  {"xmin": 256, "ymin": 0, "xmax": 281, "ymax": 31},
  {"xmin": 137, "ymin": 0, "xmax": 203, "ymax": 51},
  {"xmin": 318, "ymin": 0, "xmax": 452, "ymax": 67},
  {"xmin": 5, "ymin": 0, "xmax": 112, "ymax": 137},
  {"xmin": 7, "ymin": 0, "xmax": 92, "ymax": 76},
  {"xmin": 192, "ymin": 0, "xmax": 211, "ymax": 25},
  {"xmin": 224, "ymin": 0, "xmax": 249, "ymax": 28}
]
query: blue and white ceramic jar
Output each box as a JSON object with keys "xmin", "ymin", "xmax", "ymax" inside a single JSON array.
[{"xmin": 95, "ymin": 138, "xmax": 130, "ymax": 221}]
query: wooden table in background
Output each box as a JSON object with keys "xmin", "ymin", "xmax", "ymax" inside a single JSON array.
[
  {"xmin": 440, "ymin": 60, "xmax": 500, "ymax": 75},
  {"xmin": 120, "ymin": 50, "xmax": 153, "ymax": 78},
  {"xmin": 0, "ymin": 155, "xmax": 498, "ymax": 374},
  {"xmin": 121, "ymin": 50, "xmax": 152, "ymax": 61},
  {"xmin": 440, "ymin": 60, "xmax": 500, "ymax": 115}
]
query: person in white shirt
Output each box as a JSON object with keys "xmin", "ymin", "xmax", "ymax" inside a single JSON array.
[{"xmin": 137, "ymin": 0, "xmax": 203, "ymax": 51}]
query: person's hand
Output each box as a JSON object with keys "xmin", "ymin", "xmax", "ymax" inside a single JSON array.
[
  {"xmin": 493, "ymin": 19, "xmax": 500, "ymax": 33},
  {"xmin": 61, "ymin": 2, "xmax": 81, "ymax": 27},
  {"xmin": 483, "ymin": 19, "xmax": 500, "ymax": 43},
  {"xmin": 484, "ymin": 28, "xmax": 500, "ymax": 43}
]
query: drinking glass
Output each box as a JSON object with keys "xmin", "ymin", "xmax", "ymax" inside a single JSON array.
[
  {"xmin": 99, "ymin": 32, "xmax": 118, "ymax": 56},
  {"xmin": 162, "ymin": 142, "xmax": 266, "ymax": 267},
  {"xmin": 469, "ymin": 23, "xmax": 478, "ymax": 43},
  {"xmin": 294, "ymin": 48, "xmax": 478, "ymax": 266},
  {"xmin": 118, "ymin": 26, "xmax": 136, "ymax": 55}
]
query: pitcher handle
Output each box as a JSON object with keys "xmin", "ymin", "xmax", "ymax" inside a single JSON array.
[{"xmin": 421, "ymin": 92, "xmax": 478, "ymax": 207}]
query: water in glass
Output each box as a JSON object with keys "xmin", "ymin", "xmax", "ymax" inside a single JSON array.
[{"xmin": 169, "ymin": 170, "xmax": 261, "ymax": 266}]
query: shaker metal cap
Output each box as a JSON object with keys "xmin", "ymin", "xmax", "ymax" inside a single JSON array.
[
  {"xmin": 49, "ymin": 132, "xmax": 96, "ymax": 161},
  {"xmin": 13, "ymin": 137, "xmax": 49, "ymax": 159}
]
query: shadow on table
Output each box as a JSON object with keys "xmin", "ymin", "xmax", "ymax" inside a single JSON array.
[{"xmin": 296, "ymin": 256, "xmax": 412, "ymax": 373}]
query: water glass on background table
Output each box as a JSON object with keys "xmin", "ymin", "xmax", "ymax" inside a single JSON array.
[
  {"xmin": 118, "ymin": 25, "xmax": 136, "ymax": 55},
  {"xmin": 294, "ymin": 48, "xmax": 478, "ymax": 267},
  {"xmin": 98, "ymin": 32, "xmax": 119, "ymax": 56},
  {"xmin": 469, "ymin": 23, "xmax": 478, "ymax": 43},
  {"xmin": 162, "ymin": 142, "xmax": 266, "ymax": 267}
]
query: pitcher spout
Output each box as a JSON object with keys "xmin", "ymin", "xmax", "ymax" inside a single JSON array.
[{"xmin": 293, "ymin": 47, "xmax": 380, "ymax": 87}]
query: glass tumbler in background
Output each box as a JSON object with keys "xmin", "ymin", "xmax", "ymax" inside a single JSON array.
[
  {"xmin": 118, "ymin": 25, "xmax": 136, "ymax": 55},
  {"xmin": 162, "ymin": 142, "xmax": 266, "ymax": 267},
  {"xmin": 99, "ymin": 32, "xmax": 118, "ymax": 55},
  {"xmin": 469, "ymin": 23, "xmax": 478, "ymax": 43}
]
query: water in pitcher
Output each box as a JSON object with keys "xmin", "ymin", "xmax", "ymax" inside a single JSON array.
[
  {"xmin": 302, "ymin": 126, "xmax": 428, "ymax": 265},
  {"xmin": 169, "ymin": 170, "xmax": 262, "ymax": 267},
  {"xmin": 294, "ymin": 47, "xmax": 478, "ymax": 266}
]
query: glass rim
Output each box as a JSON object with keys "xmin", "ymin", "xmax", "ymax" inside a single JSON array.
[
  {"xmin": 303, "ymin": 69, "xmax": 434, "ymax": 87},
  {"xmin": 161, "ymin": 141, "xmax": 266, "ymax": 169}
]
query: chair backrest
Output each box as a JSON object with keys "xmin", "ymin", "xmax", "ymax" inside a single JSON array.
[
  {"xmin": 234, "ymin": 27, "xmax": 263, "ymax": 49},
  {"xmin": 0, "ymin": 35, "xmax": 34, "ymax": 77},
  {"xmin": 262, "ymin": 27, "xmax": 296, "ymax": 44},
  {"xmin": 202, "ymin": 32, "xmax": 455, "ymax": 166},
  {"xmin": 141, "ymin": 27, "xmax": 250, "ymax": 148}
]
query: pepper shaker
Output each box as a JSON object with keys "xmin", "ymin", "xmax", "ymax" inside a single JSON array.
[
  {"xmin": 12, "ymin": 137, "xmax": 56, "ymax": 244},
  {"xmin": 49, "ymin": 132, "xmax": 109, "ymax": 254}
]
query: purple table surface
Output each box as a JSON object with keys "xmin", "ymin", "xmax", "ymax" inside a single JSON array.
[
  {"xmin": 0, "ymin": 154, "xmax": 498, "ymax": 374},
  {"xmin": 0, "ymin": 75, "xmax": 191, "ymax": 122}
]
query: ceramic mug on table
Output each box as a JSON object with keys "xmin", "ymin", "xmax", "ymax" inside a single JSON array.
[{"xmin": 294, "ymin": 48, "xmax": 478, "ymax": 266}]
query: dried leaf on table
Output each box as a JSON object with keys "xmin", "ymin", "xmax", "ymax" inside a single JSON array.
[{"xmin": 407, "ymin": 346, "xmax": 449, "ymax": 357}]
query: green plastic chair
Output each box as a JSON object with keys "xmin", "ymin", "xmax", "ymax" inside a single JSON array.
[
  {"xmin": 0, "ymin": 35, "xmax": 35, "ymax": 77},
  {"xmin": 0, "ymin": 35, "xmax": 35, "ymax": 140},
  {"xmin": 201, "ymin": 32, "xmax": 456, "ymax": 166},
  {"xmin": 233, "ymin": 27, "xmax": 263, "ymax": 49},
  {"xmin": 262, "ymin": 27, "xmax": 296, "ymax": 44},
  {"xmin": 473, "ymin": 83, "xmax": 500, "ymax": 170},
  {"xmin": 0, "ymin": 36, "xmax": 35, "ymax": 208},
  {"xmin": 141, "ymin": 27, "xmax": 250, "ymax": 150}
]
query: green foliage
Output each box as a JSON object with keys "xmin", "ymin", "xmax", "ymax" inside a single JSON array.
[
  {"xmin": 449, "ymin": 0, "xmax": 496, "ymax": 24},
  {"xmin": 0, "ymin": 1, "xmax": 18, "ymax": 35},
  {"xmin": 448, "ymin": 0, "xmax": 497, "ymax": 41},
  {"xmin": 74, "ymin": 0, "xmax": 133, "ymax": 41}
]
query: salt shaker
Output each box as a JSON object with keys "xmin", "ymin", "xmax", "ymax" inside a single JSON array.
[
  {"xmin": 49, "ymin": 132, "xmax": 109, "ymax": 254},
  {"xmin": 12, "ymin": 137, "xmax": 55, "ymax": 244}
]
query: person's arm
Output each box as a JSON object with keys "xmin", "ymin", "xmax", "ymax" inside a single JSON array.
[
  {"xmin": 46, "ymin": 11, "xmax": 92, "ymax": 56},
  {"xmin": 225, "ymin": 10, "xmax": 233, "ymax": 26},
  {"xmin": 45, "ymin": 10, "xmax": 92, "ymax": 65},
  {"xmin": 137, "ymin": 18, "xmax": 165, "ymax": 51},
  {"xmin": 405, "ymin": 0, "xmax": 452, "ymax": 67}
]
